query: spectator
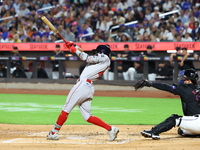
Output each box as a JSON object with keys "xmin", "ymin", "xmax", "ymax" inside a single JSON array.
[
  {"xmin": 41, "ymin": 35, "xmax": 50, "ymax": 43},
  {"xmin": 35, "ymin": 35, "xmax": 42, "ymax": 42},
  {"xmin": 120, "ymin": 33, "xmax": 132, "ymax": 42},
  {"xmin": 50, "ymin": 34, "xmax": 57, "ymax": 42},
  {"xmin": 0, "ymin": 33, "xmax": 5, "ymax": 43},
  {"xmin": 64, "ymin": 26, "xmax": 75, "ymax": 42},
  {"xmin": 166, "ymin": 25, "xmax": 177, "ymax": 41},
  {"xmin": 175, "ymin": 19, "xmax": 184, "ymax": 32},
  {"xmin": 139, "ymin": 23, "xmax": 150, "ymax": 35},
  {"xmin": 169, "ymin": 46, "xmax": 181, "ymax": 65},
  {"xmin": 109, "ymin": 17, "xmax": 119, "ymax": 34},
  {"xmin": 13, "ymin": 0, "xmax": 21, "ymax": 12},
  {"xmin": 13, "ymin": 33, "xmax": 22, "ymax": 43},
  {"xmin": 16, "ymin": 4, "xmax": 30, "ymax": 17},
  {"xmin": 149, "ymin": 33, "xmax": 160, "ymax": 42},
  {"xmin": 19, "ymin": 29, "xmax": 28, "ymax": 42},
  {"xmin": 25, "ymin": 26, "xmax": 33, "ymax": 39},
  {"xmin": 181, "ymin": 32, "xmax": 193, "ymax": 42},
  {"xmin": 141, "ymin": 45, "xmax": 157, "ymax": 81},
  {"xmin": 50, "ymin": 44, "xmax": 66, "ymax": 79},
  {"xmin": 31, "ymin": 62, "xmax": 49, "ymax": 79},
  {"xmin": 117, "ymin": 44, "xmax": 137, "ymax": 81},
  {"xmin": 169, "ymin": 47, "xmax": 198, "ymax": 71},
  {"xmin": 183, "ymin": 22, "xmax": 192, "ymax": 34},
  {"xmin": 179, "ymin": 9, "xmax": 189, "ymax": 25},
  {"xmin": 90, "ymin": 33, "xmax": 104, "ymax": 42},
  {"xmin": 179, "ymin": 47, "xmax": 198, "ymax": 70},
  {"xmin": 31, "ymin": 28, "xmax": 42, "ymax": 41},
  {"xmin": 143, "ymin": 31, "xmax": 150, "ymax": 41},
  {"xmin": 162, "ymin": 0, "xmax": 173, "ymax": 12},
  {"xmin": 42, "ymin": 26, "xmax": 51, "ymax": 39},
  {"xmin": 116, "ymin": 12, "xmax": 126, "ymax": 25},
  {"xmin": 22, "ymin": 37, "xmax": 31, "ymax": 43},
  {"xmin": 4, "ymin": 34, "xmax": 14, "ymax": 43},
  {"xmin": 57, "ymin": 25, "xmax": 67, "ymax": 40},
  {"xmin": 96, "ymin": 15, "xmax": 106, "ymax": 32},
  {"xmin": 12, "ymin": 62, "xmax": 27, "ymax": 78},
  {"xmin": 151, "ymin": 6, "xmax": 161, "ymax": 19},
  {"xmin": 10, "ymin": 46, "xmax": 22, "ymax": 69},
  {"xmin": 174, "ymin": 34, "xmax": 182, "ymax": 42},
  {"xmin": 150, "ymin": 25, "xmax": 161, "ymax": 39},
  {"xmin": 156, "ymin": 61, "xmax": 170, "ymax": 77},
  {"xmin": 192, "ymin": 21, "xmax": 200, "ymax": 41},
  {"xmin": 0, "ymin": 62, "xmax": 7, "ymax": 78},
  {"xmin": 70, "ymin": 22, "xmax": 79, "ymax": 41},
  {"xmin": 159, "ymin": 25, "xmax": 169, "ymax": 41}
]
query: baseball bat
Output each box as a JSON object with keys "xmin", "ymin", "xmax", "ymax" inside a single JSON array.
[{"xmin": 41, "ymin": 16, "xmax": 68, "ymax": 44}]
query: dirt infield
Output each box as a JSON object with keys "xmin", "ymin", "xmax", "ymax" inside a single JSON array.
[{"xmin": 0, "ymin": 88, "xmax": 199, "ymax": 150}]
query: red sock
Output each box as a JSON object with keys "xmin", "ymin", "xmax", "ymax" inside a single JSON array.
[
  {"xmin": 56, "ymin": 110, "xmax": 69, "ymax": 127},
  {"xmin": 87, "ymin": 116, "xmax": 111, "ymax": 131}
]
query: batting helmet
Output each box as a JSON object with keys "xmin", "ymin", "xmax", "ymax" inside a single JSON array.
[
  {"xmin": 95, "ymin": 45, "xmax": 111, "ymax": 56},
  {"xmin": 178, "ymin": 69, "xmax": 199, "ymax": 84}
]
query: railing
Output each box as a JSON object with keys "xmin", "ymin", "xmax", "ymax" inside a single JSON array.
[{"xmin": 0, "ymin": 56, "xmax": 199, "ymax": 82}]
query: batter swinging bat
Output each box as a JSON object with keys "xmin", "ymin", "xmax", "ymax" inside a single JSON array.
[{"xmin": 41, "ymin": 16, "xmax": 68, "ymax": 44}]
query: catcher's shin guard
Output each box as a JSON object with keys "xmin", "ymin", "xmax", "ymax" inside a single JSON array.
[{"xmin": 151, "ymin": 114, "xmax": 181, "ymax": 137}]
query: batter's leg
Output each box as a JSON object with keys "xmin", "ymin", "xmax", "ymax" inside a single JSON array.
[{"xmin": 79, "ymin": 101, "xmax": 119, "ymax": 141}]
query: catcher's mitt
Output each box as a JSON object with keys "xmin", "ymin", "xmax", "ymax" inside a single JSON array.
[{"xmin": 133, "ymin": 79, "xmax": 152, "ymax": 91}]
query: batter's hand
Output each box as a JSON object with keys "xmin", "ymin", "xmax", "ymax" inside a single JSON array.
[{"xmin": 66, "ymin": 41, "xmax": 76, "ymax": 53}]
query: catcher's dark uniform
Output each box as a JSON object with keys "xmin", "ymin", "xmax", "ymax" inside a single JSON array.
[
  {"xmin": 151, "ymin": 82, "xmax": 200, "ymax": 116},
  {"xmin": 135, "ymin": 69, "xmax": 200, "ymax": 139}
]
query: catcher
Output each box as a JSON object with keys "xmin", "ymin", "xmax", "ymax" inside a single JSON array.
[{"xmin": 133, "ymin": 69, "xmax": 200, "ymax": 139}]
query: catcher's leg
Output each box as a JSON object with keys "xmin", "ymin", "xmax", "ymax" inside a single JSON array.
[
  {"xmin": 177, "ymin": 115, "xmax": 200, "ymax": 136},
  {"xmin": 141, "ymin": 114, "xmax": 181, "ymax": 140}
]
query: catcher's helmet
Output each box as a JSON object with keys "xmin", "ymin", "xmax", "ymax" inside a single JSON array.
[
  {"xmin": 95, "ymin": 45, "xmax": 111, "ymax": 56},
  {"xmin": 178, "ymin": 69, "xmax": 199, "ymax": 83}
]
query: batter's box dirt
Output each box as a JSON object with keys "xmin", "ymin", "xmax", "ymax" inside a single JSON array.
[
  {"xmin": 1, "ymin": 124, "xmax": 200, "ymax": 150},
  {"xmin": 27, "ymin": 131, "xmax": 138, "ymax": 144}
]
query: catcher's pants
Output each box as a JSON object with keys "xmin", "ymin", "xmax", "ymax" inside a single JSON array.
[
  {"xmin": 122, "ymin": 67, "xmax": 136, "ymax": 81},
  {"xmin": 176, "ymin": 115, "xmax": 200, "ymax": 135},
  {"xmin": 62, "ymin": 79, "xmax": 94, "ymax": 121}
]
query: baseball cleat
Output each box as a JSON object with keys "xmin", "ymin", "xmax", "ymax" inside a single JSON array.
[
  {"xmin": 46, "ymin": 131, "xmax": 59, "ymax": 140},
  {"xmin": 141, "ymin": 130, "xmax": 160, "ymax": 140},
  {"xmin": 108, "ymin": 126, "xmax": 119, "ymax": 141}
]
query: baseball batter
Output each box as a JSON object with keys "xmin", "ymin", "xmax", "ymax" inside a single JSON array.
[
  {"xmin": 133, "ymin": 69, "xmax": 200, "ymax": 139},
  {"xmin": 46, "ymin": 42, "xmax": 119, "ymax": 141}
]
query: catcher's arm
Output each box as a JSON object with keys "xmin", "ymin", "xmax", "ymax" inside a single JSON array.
[{"xmin": 133, "ymin": 79, "xmax": 152, "ymax": 91}]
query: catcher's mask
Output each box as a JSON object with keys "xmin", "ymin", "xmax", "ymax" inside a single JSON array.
[
  {"xmin": 95, "ymin": 45, "xmax": 111, "ymax": 56},
  {"xmin": 178, "ymin": 69, "xmax": 199, "ymax": 84}
]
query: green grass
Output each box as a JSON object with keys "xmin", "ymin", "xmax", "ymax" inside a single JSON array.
[{"xmin": 0, "ymin": 94, "xmax": 183, "ymax": 125}]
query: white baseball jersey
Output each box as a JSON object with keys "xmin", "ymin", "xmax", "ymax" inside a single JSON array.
[
  {"xmin": 79, "ymin": 53, "xmax": 110, "ymax": 82},
  {"xmin": 62, "ymin": 50, "xmax": 110, "ymax": 120}
]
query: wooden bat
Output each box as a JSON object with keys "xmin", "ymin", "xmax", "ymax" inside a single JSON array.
[{"xmin": 41, "ymin": 16, "xmax": 68, "ymax": 44}]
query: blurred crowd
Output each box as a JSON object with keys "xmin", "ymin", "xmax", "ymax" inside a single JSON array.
[{"xmin": 0, "ymin": 0, "xmax": 199, "ymax": 43}]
